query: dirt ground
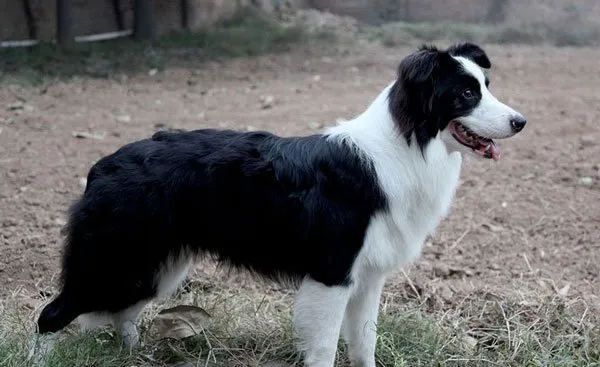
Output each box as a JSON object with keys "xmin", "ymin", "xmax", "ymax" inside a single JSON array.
[{"xmin": 1, "ymin": 43, "xmax": 599, "ymax": 314}]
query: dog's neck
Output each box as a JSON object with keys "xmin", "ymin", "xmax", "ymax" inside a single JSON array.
[
  {"xmin": 327, "ymin": 82, "xmax": 464, "ymax": 272},
  {"xmin": 325, "ymin": 81, "xmax": 451, "ymax": 166}
]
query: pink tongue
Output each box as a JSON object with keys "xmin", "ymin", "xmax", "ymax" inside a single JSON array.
[{"xmin": 490, "ymin": 143, "xmax": 501, "ymax": 161}]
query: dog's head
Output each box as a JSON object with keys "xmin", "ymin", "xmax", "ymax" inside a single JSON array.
[{"xmin": 388, "ymin": 43, "xmax": 526, "ymax": 161}]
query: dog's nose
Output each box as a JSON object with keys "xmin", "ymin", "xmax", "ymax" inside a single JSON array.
[{"xmin": 510, "ymin": 116, "xmax": 527, "ymax": 132}]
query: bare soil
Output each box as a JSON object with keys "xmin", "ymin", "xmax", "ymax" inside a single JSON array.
[{"xmin": 1, "ymin": 43, "xmax": 599, "ymax": 314}]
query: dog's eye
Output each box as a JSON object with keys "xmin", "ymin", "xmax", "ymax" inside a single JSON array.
[{"xmin": 462, "ymin": 89, "xmax": 475, "ymax": 99}]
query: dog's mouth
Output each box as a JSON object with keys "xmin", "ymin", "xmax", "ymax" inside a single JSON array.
[{"xmin": 449, "ymin": 121, "xmax": 500, "ymax": 161}]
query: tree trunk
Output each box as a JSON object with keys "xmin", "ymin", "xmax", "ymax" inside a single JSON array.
[
  {"xmin": 22, "ymin": 0, "xmax": 37, "ymax": 39},
  {"xmin": 56, "ymin": 0, "xmax": 73, "ymax": 46},
  {"xmin": 112, "ymin": 0, "xmax": 124, "ymax": 31},
  {"xmin": 134, "ymin": 0, "xmax": 156, "ymax": 41},
  {"xmin": 180, "ymin": 0, "xmax": 189, "ymax": 30}
]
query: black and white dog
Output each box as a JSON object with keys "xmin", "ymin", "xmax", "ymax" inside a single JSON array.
[{"xmin": 35, "ymin": 43, "xmax": 526, "ymax": 366}]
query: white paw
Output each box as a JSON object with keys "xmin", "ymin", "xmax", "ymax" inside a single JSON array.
[
  {"xmin": 118, "ymin": 321, "xmax": 140, "ymax": 348},
  {"xmin": 27, "ymin": 333, "xmax": 57, "ymax": 367}
]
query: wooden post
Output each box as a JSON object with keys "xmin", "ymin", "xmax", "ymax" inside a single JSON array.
[
  {"xmin": 22, "ymin": 0, "xmax": 37, "ymax": 39},
  {"xmin": 56, "ymin": 0, "xmax": 73, "ymax": 46},
  {"xmin": 134, "ymin": 0, "xmax": 156, "ymax": 41},
  {"xmin": 112, "ymin": 0, "xmax": 124, "ymax": 31},
  {"xmin": 180, "ymin": 0, "xmax": 189, "ymax": 30}
]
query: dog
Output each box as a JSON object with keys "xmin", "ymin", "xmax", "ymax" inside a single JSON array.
[{"xmin": 35, "ymin": 43, "xmax": 526, "ymax": 367}]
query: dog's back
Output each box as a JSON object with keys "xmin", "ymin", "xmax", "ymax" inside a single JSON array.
[{"xmin": 36, "ymin": 128, "xmax": 385, "ymax": 334}]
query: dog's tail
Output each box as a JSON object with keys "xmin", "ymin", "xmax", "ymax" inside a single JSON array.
[{"xmin": 36, "ymin": 292, "xmax": 79, "ymax": 334}]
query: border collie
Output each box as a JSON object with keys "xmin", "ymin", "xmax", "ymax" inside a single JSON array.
[{"xmin": 34, "ymin": 43, "xmax": 526, "ymax": 367}]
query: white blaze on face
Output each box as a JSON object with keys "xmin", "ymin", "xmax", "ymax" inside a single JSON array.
[{"xmin": 452, "ymin": 56, "xmax": 524, "ymax": 139}]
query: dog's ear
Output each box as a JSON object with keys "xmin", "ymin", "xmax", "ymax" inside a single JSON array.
[
  {"xmin": 389, "ymin": 46, "xmax": 444, "ymax": 147},
  {"xmin": 448, "ymin": 42, "xmax": 491, "ymax": 69},
  {"xmin": 398, "ymin": 45, "xmax": 440, "ymax": 87}
]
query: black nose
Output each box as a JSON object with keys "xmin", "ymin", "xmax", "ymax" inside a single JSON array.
[{"xmin": 510, "ymin": 116, "xmax": 527, "ymax": 132}]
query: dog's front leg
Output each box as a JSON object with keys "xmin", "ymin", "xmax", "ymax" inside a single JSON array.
[
  {"xmin": 293, "ymin": 276, "xmax": 352, "ymax": 367},
  {"xmin": 341, "ymin": 274, "xmax": 385, "ymax": 367}
]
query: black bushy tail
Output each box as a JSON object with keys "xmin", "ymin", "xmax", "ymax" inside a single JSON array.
[{"xmin": 36, "ymin": 293, "xmax": 79, "ymax": 334}]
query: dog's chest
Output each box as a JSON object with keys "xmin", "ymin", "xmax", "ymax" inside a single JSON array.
[{"xmin": 358, "ymin": 150, "xmax": 463, "ymax": 273}]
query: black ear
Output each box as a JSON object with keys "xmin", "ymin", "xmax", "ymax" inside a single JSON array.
[
  {"xmin": 448, "ymin": 42, "xmax": 491, "ymax": 69},
  {"xmin": 388, "ymin": 46, "xmax": 443, "ymax": 151},
  {"xmin": 398, "ymin": 45, "xmax": 440, "ymax": 86}
]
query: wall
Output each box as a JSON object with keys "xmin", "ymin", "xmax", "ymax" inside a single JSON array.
[{"xmin": 0, "ymin": 0, "xmax": 306, "ymax": 41}]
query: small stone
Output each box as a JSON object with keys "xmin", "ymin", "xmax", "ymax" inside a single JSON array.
[
  {"xmin": 481, "ymin": 222, "xmax": 503, "ymax": 232},
  {"xmin": 521, "ymin": 173, "xmax": 535, "ymax": 180},
  {"xmin": 2, "ymin": 218, "xmax": 18, "ymax": 227},
  {"xmin": 313, "ymin": 75, "xmax": 321, "ymax": 82},
  {"xmin": 79, "ymin": 177, "xmax": 87, "ymax": 188},
  {"xmin": 260, "ymin": 95, "xmax": 275, "ymax": 109},
  {"xmin": 54, "ymin": 218, "xmax": 67, "ymax": 226},
  {"xmin": 7, "ymin": 101, "xmax": 24, "ymax": 110},
  {"xmin": 116, "ymin": 115, "xmax": 131, "ymax": 123},
  {"xmin": 579, "ymin": 176, "xmax": 593, "ymax": 186},
  {"xmin": 246, "ymin": 125, "xmax": 257, "ymax": 132},
  {"xmin": 72, "ymin": 131, "xmax": 105, "ymax": 140},
  {"xmin": 501, "ymin": 202, "xmax": 508, "ymax": 208},
  {"xmin": 148, "ymin": 68, "xmax": 158, "ymax": 76}
]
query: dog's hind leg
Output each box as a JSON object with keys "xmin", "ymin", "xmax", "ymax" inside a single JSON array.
[
  {"xmin": 112, "ymin": 300, "xmax": 151, "ymax": 348},
  {"xmin": 293, "ymin": 276, "xmax": 352, "ymax": 367},
  {"xmin": 111, "ymin": 255, "xmax": 192, "ymax": 348}
]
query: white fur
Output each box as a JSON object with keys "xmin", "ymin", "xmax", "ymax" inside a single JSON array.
[
  {"xmin": 293, "ymin": 277, "xmax": 353, "ymax": 367},
  {"xmin": 451, "ymin": 56, "xmax": 524, "ymax": 139},
  {"xmin": 327, "ymin": 83, "xmax": 462, "ymax": 275},
  {"xmin": 341, "ymin": 274, "xmax": 386, "ymax": 367},
  {"xmin": 309, "ymin": 82, "xmax": 464, "ymax": 366},
  {"xmin": 155, "ymin": 253, "xmax": 193, "ymax": 299}
]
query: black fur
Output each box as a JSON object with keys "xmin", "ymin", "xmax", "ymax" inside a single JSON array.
[
  {"xmin": 388, "ymin": 43, "xmax": 490, "ymax": 152},
  {"xmin": 37, "ymin": 129, "xmax": 387, "ymax": 333}
]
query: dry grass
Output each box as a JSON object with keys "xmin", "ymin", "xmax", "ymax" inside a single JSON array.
[{"xmin": 1, "ymin": 278, "xmax": 599, "ymax": 367}]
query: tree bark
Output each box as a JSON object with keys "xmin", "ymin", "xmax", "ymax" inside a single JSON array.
[
  {"xmin": 56, "ymin": 0, "xmax": 73, "ymax": 46},
  {"xmin": 134, "ymin": 0, "xmax": 156, "ymax": 41}
]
